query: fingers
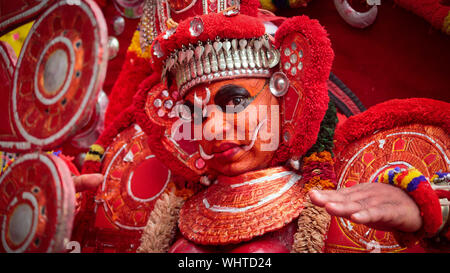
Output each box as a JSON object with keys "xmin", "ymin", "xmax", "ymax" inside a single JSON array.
[
  {"xmin": 309, "ymin": 183, "xmax": 423, "ymax": 233},
  {"xmin": 73, "ymin": 173, "xmax": 104, "ymax": 192},
  {"xmin": 350, "ymin": 204, "xmax": 407, "ymax": 232},
  {"xmin": 351, "ymin": 205, "xmax": 392, "ymax": 225},
  {"xmin": 324, "ymin": 200, "xmax": 368, "ymax": 219},
  {"xmin": 309, "ymin": 184, "xmax": 372, "ymax": 207}
]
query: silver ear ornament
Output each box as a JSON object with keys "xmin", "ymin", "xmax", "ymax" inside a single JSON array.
[{"xmin": 269, "ymin": 71, "xmax": 289, "ymax": 97}]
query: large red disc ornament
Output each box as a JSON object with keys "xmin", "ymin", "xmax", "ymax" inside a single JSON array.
[
  {"xmin": 97, "ymin": 124, "xmax": 172, "ymax": 231},
  {"xmin": 326, "ymin": 123, "xmax": 449, "ymax": 253},
  {"xmin": 0, "ymin": 0, "xmax": 108, "ymax": 152},
  {"xmin": 0, "ymin": 153, "xmax": 75, "ymax": 253}
]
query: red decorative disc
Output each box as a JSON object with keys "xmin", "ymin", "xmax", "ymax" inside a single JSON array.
[
  {"xmin": 326, "ymin": 123, "xmax": 449, "ymax": 253},
  {"xmin": 97, "ymin": 124, "xmax": 172, "ymax": 230},
  {"xmin": 6, "ymin": 0, "xmax": 107, "ymax": 151},
  {"xmin": 0, "ymin": 153, "xmax": 75, "ymax": 253}
]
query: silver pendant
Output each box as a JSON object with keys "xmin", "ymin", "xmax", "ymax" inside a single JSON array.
[
  {"xmin": 210, "ymin": 51, "xmax": 219, "ymax": 72},
  {"xmin": 112, "ymin": 16, "xmax": 125, "ymax": 36},
  {"xmin": 152, "ymin": 40, "xmax": 164, "ymax": 58},
  {"xmin": 223, "ymin": 40, "xmax": 233, "ymax": 69},
  {"xmin": 178, "ymin": 48, "xmax": 186, "ymax": 66},
  {"xmin": 246, "ymin": 46, "xmax": 255, "ymax": 68},
  {"xmin": 218, "ymin": 50, "xmax": 226, "ymax": 71},
  {"xmin": 254, "ymin": 49, "xmax": 261, "ymax": 68},
  {"xmin": 108, "ymin": 36, "xmax": 120, "ymax": 60},
  {"xmin": 267, "ymin": 49, "xmax": 280, "ymax": 68},
  {"xmin": 190, "ymin": 57, "xmax": 197, "ymax": 79},
  {"xmin": 196, "ymin": 57, "xmax": 204, "ymax": 76},
  {"xmin": 186, "ymin": 48, "xmax": 194, "ymax": 63},
  {"xmin": 195, "ymin": 44, "xmax": 205, "ymax": 60},
  {"xmin": 253, "ymin": 39, "xmax": 262, "ymax": 68},
  {"xmin": 203, "ymin": 54, "xmax": 211, "ymax": 74},
  {"xmin": 213, "ymin": 40, "xmax": 223, "ymax": 54},
  {"xmin": 260, "ymin": 49, "xmax": 268, "ymax": 68},
  {"xmin": 239, "ymin": 39, "xmax": 248, "ymax": 68},
  {"xmin": 232, "ymin": 48, "xmax": 241, "ymax": 69},
  {"xmin": 204, "ymin": 42, "xmax": 213, "ymax": 56},
  {"xmin": 185, "ymin": 62, "xmax": 191, "ymax": 82}
]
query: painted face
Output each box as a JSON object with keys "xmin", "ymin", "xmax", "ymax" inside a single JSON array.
[{"xmin": 183, "ymin": 78, "xmax": 280, "ymax": 176}]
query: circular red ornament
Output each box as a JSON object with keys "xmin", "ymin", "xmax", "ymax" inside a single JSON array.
[
  {"xmin": 0, "ymin": 153, "xmax": 75, "ymax": 253},
  {"xmin": 328, "ymin": 123, "xmax": 449, "ymax": 253},
  {"xmin": 10, "ymin": 0, "xmax": 107, "ymax": 151},
  {"xmin": 98, "ymin": 124, "xmax": 172, "ymax": 230}
]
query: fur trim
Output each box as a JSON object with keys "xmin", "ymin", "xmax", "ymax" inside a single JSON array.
[
  {"xmin": 292, "ymin": 195, "xmax": 331, "ymax": 253},
  {"xmin": 137, "ymin": 190, "xmax": 185, "ymax": 253},
  {"xmin": 334, "ymin": 98, "xmax": 450, "ymax": 155},
  {"xmin": 240, "ymin": 0, "xmax": 261, "ymax": 17},
  {"xmin": 271, "ymin": 16, "xmax": 334, "ymax": 165},
  {"xmin": 104, "ymin": 32, "xmax": 153, "ymax": 128}
]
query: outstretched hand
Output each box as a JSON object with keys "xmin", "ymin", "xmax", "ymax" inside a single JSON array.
[
  {"xmin": 309, "ymin": 183, "xmax": 423, "ymax": 233},
  {"xmin": 73, "ymin": 173, "xmax": 103, "ymax": 192}
]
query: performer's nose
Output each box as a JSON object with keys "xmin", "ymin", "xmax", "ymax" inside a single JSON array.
[{"xmin": 202, "ymin": 107, "xmax": 234, "ymax": 141}]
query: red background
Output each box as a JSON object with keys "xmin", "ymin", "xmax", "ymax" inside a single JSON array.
[{"xmin": 279, "ymin": 0, "xmax": 450, "ymax": 108}]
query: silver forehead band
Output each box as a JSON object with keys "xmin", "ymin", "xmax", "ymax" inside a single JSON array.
[{"xmin": 161, "ymin": 35, "xmax": 281, "ymax": 98}]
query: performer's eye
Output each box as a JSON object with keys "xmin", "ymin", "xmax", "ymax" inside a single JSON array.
[
  {"xmin": 227, "ymin": 96, "xmax": 246, "ymax": 107},
  {"xmin": 214, "ymin": 84, "xmax": 251, "ymax": 113},
  {"xmin": 183, "ymin": 100, "xmax": 204, "ymax": 124}
]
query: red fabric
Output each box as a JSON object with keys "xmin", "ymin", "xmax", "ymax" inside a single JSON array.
[
  {"xmin": 334, "ymin": 98, "xmax": 450, "ymax": 155},
  {"xmin": 435, "ymin": 189, "xmax": 450, "ymax": 200},
  {"xmin": 240, "ymin": 0, "xmax": 262, "ymax": 17},
  {"xmin": 104, "ymin": 51, "xmax": 153, "ymax": 128},
  {"xmin": 278, "ymin": 0, "xmax": 450, "ymax": 108},
  {"xmin": 97, "ymin": 106, "xmax": 135, "ymax": 148}
]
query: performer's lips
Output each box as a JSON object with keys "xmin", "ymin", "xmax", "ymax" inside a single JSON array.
[
  {"xmin": 213, "ymin": 143, "xmax": 243, "ymax": 160},
  {"xmin": 198, "ymin": 119, "xmax": 268, "ymax": 161}
]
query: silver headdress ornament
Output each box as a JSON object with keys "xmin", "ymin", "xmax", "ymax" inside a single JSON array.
[{"xmin": 161, "ymin": 30, "xmax": 280, "ymax": 97}]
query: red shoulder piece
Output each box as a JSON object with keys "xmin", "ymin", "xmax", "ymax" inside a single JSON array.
[{"xmin": 326, "ymin": 98, "xmax": 449, "ymax": 253}]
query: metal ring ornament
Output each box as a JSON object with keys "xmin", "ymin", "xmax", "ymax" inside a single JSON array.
[{"xmin": 269, "ymin": 71, "xmax": 289, "ymax": 97}]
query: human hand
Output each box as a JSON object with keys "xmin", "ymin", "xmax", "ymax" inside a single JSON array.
[
  {"xmin": 309, "ymin": 183, "xmax": 423, "ymax": 233},
  {"xmin": 73, "ymin": 173, "xmax": 103, "ymax": 192}
]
